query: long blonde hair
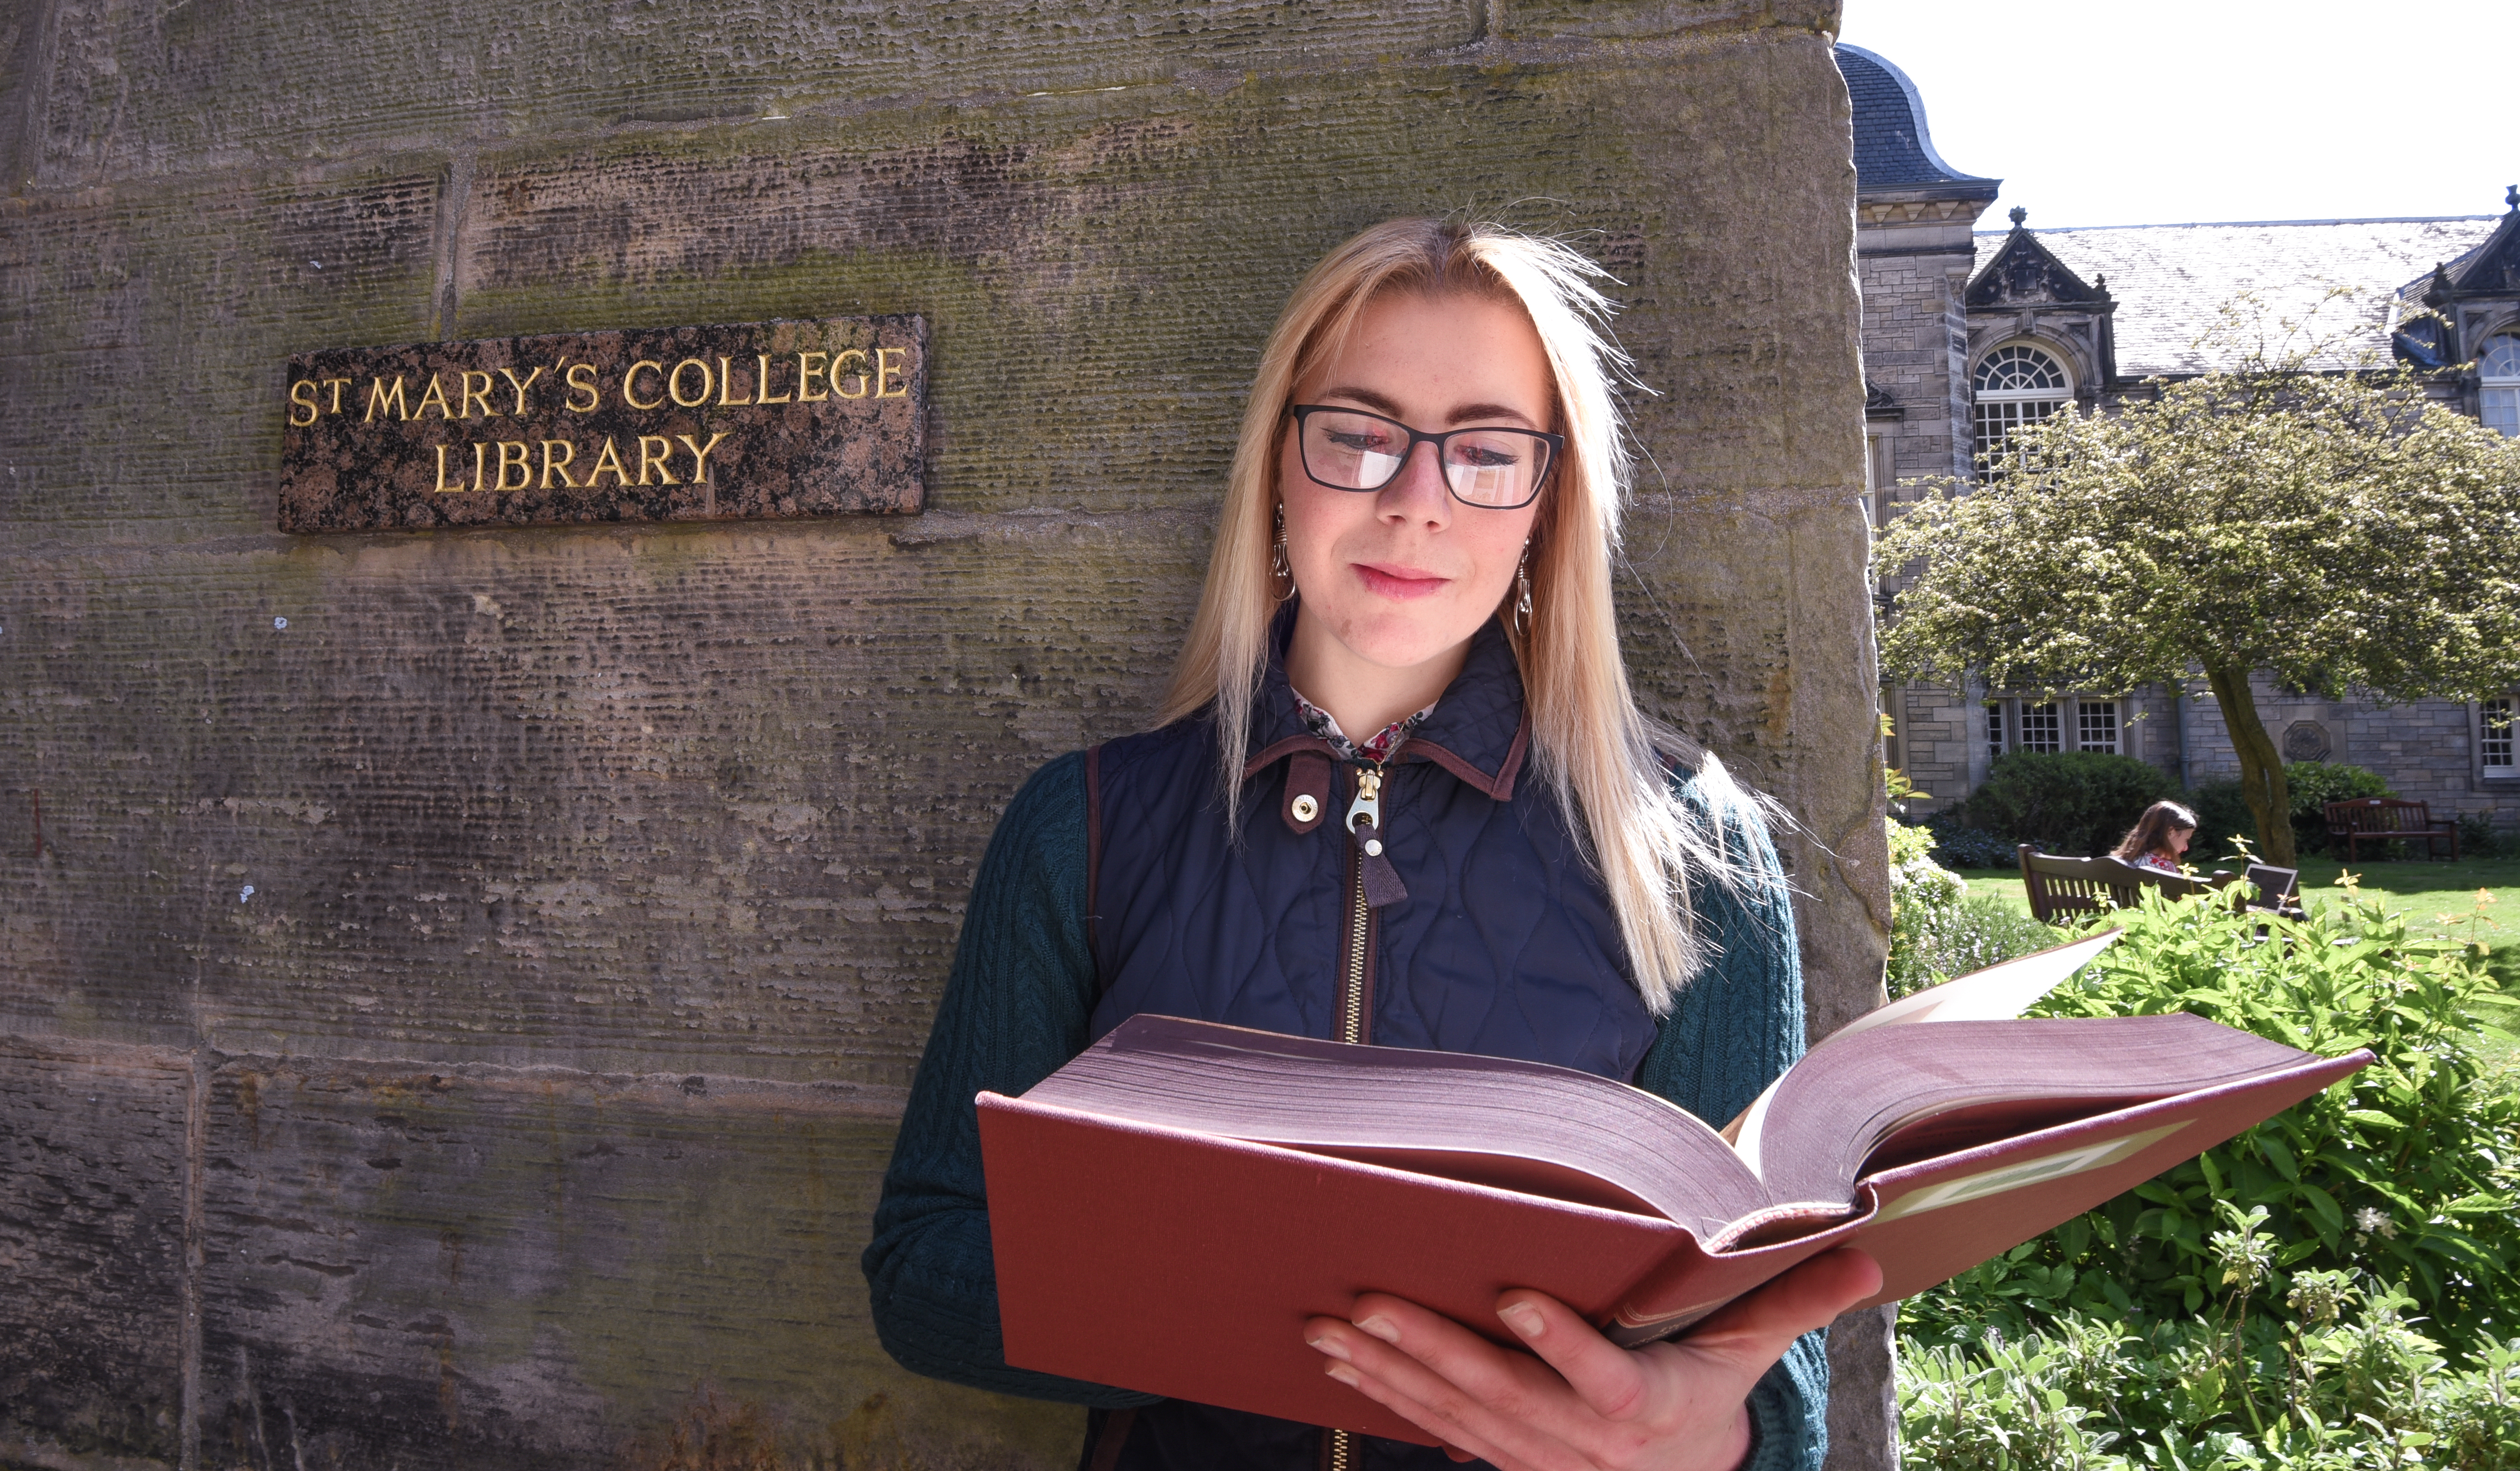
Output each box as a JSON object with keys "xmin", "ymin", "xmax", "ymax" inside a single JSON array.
[{"xmin": 1157, "ymin": 217, "xmax": 1765, "ymax": 1013}]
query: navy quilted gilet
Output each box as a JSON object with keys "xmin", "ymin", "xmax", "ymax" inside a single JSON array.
[{"xmin": 1077, "ymin": 615, "xmax": 1661, "ymax": 1470}]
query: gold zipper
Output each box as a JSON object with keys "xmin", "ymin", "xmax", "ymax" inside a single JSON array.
[{"xmin": 1326, "ymin": 766, "xmax": 1378, "ymax": 1471}]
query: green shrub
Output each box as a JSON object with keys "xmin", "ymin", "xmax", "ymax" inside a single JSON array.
[
  {"xmin": 2186, "ymin": 778, "xmax": 2256, "ymax": 859},
  {"xmin": 1923, "ymin": 811, "xmax": 2019, "ymax": 869},
  {"xmin": 2286, "ymin": 761, "xmax": 2392, "ymax": 856},
  {"xmin": 1962, "ymin": 750, "xmax": 2179, "ymax": 858},
  {"xmin": 1903, "ymin": 887, "xmax": 2520, "ymax": 1354},
  {"xmin": 1901, "ymin": 1296, "xmax": 2520, "ymax": 1470},
  {"xmin": 1886, "ymin": 816, "xmax": 2061, "ymax": 999}
]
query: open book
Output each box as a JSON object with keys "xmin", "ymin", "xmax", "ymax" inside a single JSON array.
[{"xmin": 979, "ymin": 932, "xmax": 2369, "ymax": 1442}]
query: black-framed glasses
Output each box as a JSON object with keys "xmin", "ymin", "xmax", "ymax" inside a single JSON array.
[{"xmin": 1288, "ymin": 404, "xmax": 1561, "ymax": 509}]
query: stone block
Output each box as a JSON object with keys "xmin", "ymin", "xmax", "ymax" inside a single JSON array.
[
  {"xmin": 194, "ymin": 1053, "xmax": 1077, "ymax": 1471},
  {"xmin": 0, "ymin": 1038, "xmax": 191, "ymax": 1464}
]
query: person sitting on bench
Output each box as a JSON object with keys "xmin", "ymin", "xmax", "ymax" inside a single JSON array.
[{"xmin": 2111, "ymin": 800, "xmax": 2200, "ymax": 875}]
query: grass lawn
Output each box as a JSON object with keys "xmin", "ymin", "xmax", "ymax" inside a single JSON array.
[{"xmin": 1954, "ymin": 854, "xmax": 2520, "ymax": 966}]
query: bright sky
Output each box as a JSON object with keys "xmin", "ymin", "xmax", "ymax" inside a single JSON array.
[{"xmin": 1834, "ymin": 0, "xmax": 2520, "ymax": 230}]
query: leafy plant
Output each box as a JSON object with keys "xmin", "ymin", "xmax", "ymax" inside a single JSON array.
[
  {"xmin": 1961, "ymin": 750, "xmax": 2180, "ymax": 858},
  {"xmin": 1885, "ymin": 816, "xmax": 2059, "ymax": 999},
  {"xmin": 1906, "ymin": 886, "xmax": 2520, "ymax": 1354},
  {"xmin": 1924, "ymin": 811, "xmax": 2021, "ymax": 869}
]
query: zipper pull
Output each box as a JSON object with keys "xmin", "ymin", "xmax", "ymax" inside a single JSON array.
[
  {"xmin": 1346, "ymin": 766, "xmax": 1408, "ymax": 908},
  {"xmin": 1345, "ymin": 766, "xmax": 1384, "ymax": 855}
]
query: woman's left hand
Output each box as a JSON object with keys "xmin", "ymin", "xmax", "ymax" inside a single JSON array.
[{"xmin": 1302, "ymin": 1246, "xmax": 1880, "ymax": 1471}]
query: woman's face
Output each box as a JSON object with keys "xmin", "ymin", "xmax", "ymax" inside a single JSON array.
[
  {"xmin": 2167, "ymin": 826, "xmax": 2193, "ymax": 857},
  {"xmin": 1277, "ymin": 290, "xmax": 1553, "ymax": 676}
]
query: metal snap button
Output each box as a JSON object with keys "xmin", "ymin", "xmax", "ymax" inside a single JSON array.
[{"xmin": 1291, "ymin": 794, "xmax": 1319, "ymax": 823}]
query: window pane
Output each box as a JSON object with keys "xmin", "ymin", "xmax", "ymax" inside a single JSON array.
[
  {"xmin": 2486, "ymin": 698, "xmax": 2516, "ymax": 769},
  {"xmin": 2020, "ymin": 701, "xmax": 2061, "ymax": 754},
  {"xmin": 1986, "ymin": 701, "xmax": 2007, "ymax": 760},
  {"xmin": 2485, "ymin": 386, "xmax": 2520, "ymax": 440},
  {"xmin": 2482, "ymin": 334, "xmax": 2520, "ymax": 380},
  {"xmin": 1973, "ymin": 344, "xmax": 2070, "ymax": 394},
  {"xmin": 1974, "ymin": 397, "xmax": 2064, "ymax": 464},
  {"xmin": 2078, "ymin": 699, "xmax": 2120, "ymax": 755}
]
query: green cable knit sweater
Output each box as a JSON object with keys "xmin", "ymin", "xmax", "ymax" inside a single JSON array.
[{"xmin": 861, "ymin": 750, "xmax": 1832, "ymax": 1471}]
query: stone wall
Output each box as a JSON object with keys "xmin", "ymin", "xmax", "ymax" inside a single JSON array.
[
  {"xmin": 0, "ymin": 5, "xmax": 1892, "ymax": 1469},
  {"xmin": 1896, "ymin": 678, "xmax": 2520, "ymax": 833}
]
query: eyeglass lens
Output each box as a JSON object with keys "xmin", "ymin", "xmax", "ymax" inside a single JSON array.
[{"xmin": 1298, "ymin": 408, "xmax": 1550, "ymax": 507}]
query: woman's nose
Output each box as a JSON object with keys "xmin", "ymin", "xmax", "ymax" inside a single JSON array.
[{"xmin": 1377, "ymin": 440, "xmax": 1454, "ymax": 524}]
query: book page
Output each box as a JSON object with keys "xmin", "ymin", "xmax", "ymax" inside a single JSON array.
[{"xmin": 1725, "ymin": 929, "xmax": 2122, "ymax": 1157}]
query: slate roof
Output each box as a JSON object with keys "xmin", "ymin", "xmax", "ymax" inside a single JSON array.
[
  {"xmin": 1836, "ymin": 45, "xmax": 1998, "ymax": 196},
  {"xmin": 1973, "ymin": 217, "xmax": 2503, "ymax": 376}
]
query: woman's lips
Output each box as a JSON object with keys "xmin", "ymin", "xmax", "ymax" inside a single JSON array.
[{"xmin": 1353, "ymin": 562, "xmax": 1451, "ymax": 600}]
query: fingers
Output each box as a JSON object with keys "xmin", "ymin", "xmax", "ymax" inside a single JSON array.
[
  {"xmin": 1305, "ymin": 1299, "xmax": 1568, "ymax": 1471},
  {"xmin": 1683, "ymin": 1248, "xmax": 1883, "ymax": 1367},
  {"xmin": 1490, "ymin": 1289, "xmax": 1652, "ymax": 1422}
]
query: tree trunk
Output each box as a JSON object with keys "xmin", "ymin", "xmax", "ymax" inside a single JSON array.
[{"xmin": 2202, "ymin": 661, "xmax": 2295, "ymax": 867}]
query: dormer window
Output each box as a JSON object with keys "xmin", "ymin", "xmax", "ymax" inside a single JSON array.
[
  {"xmin": 1972, "ymin": 343, "xmax": 2071, "ymax": 465},
  {"xmin": 2482, "ymin": 333, "xmax": 2520, "ymax": 438}
]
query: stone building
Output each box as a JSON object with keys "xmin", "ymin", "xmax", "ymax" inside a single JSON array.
[
  {"xmin": 1843, "ymin": 43, "xmax": 2520, "ymax": 835},
  {"xmin": 0, "ymin": 9, "xmax": 1897, "ymax": 1471}
]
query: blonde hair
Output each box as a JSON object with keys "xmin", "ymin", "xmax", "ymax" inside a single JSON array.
[{"xmin": 1157, "ymin": 217, "xmax": 1764, "ymax": 1013}]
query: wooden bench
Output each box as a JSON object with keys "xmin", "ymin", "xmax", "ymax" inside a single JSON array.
[
  {"xmin": 2323, "ymin": 797, "xmax": 2459, "ymax": 860},
  {"xmin": 2017, "ymin": 846, "xmax": 2237, "ymax": 925}
]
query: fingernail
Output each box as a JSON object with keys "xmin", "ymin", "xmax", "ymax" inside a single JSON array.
[
  {"xmin": 1309, "ymin": 1331, "xmax": 1351, "ymax": 1362},
  {"xmin": 1499, "ymin": 1302, "xmax": 1545, "ymax": 1340},
  {"xmin": 1325, "ymin": 1361, "xmax": 1360, "ymax": 1387},
  {"xmin": 1355, "ymin": 1314, "xmax": 1399, "ymax": 1344}
]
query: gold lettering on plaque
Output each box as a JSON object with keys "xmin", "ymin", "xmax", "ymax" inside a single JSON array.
[
  {"xmin": 796, "ymin": 351, "xmax": 830, "ymax": 402},
  {"xmin": 677, "ymin": 431, "xmax": 731, "ymax": 484},
  {"xmin": 585, "ymin": 436, "xmax": 629, "ymax": 487},
  {"xmin": 365, "ymin": 375, "xmax": 410, "ymax": 423},
  {"xmin": 623, "ymin": 361, "xmax": 666, "ymax": 411},
  {"xmin": 754, "ymin": 353, "xmax": 791, "ymax": 405},
  {"xmin": 289, "ymin": 380, "xmax": 321, "ymax": 427},
  {"xmin": 413, "ymin": 374, "xmax": 457, "ymax": 421},
  {"xmin": 324, "ymin": 378, "xmax": 353, "ymax": 415},
  {"xmin": 433, "ymin": 444, "xmax": 470, "ymax": 493},
  {"xmin": 460, "ymin": 370, "xmax": 498, "ymax": 419},
  {"xmin": 668, "ymin": 358, "xmax": 712, "ymax": 408},
  {"xmin": 876, "ymin": 347, "xmax": 911, "ymax": 399},
  {"xmin": 716, "ymin": 355, "xmax": 751, "ymax": 406},
  {"xmin": 470, "ymin": 442, "xmax": 488, "ymax": 493},
  {"xmin": 498, "ymin": 366, "xmax": 546, "ymax": 415},
  {"xmin": 833, "ymin": 349, "xmax": 869, "ymax": 399},
  {"xmin": 636, "ymin": 435, "xmax": 681, "ymax": 486},
  {"xmin": 539, "ymin": 440, "xmax": 577, "ymax": 489},
  {"xmin": 496, "ymin": 441, "xmax": 532, "ymax": 492},
  {"xmin": 565, "ymin": 362, "xmax": 601, "ymax": 412}
]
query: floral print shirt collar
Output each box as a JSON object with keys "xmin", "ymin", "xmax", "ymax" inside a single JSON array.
[{"xmin": 1289, "ymin": 687, "xmax": 1435, "ymax": 763}]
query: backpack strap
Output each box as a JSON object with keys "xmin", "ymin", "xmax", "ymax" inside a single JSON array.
[
  {"xmin": 1084, "ymin": 742, "xmax": 1107, "ymax": 996},
  {"xmin": 1085, "ymin": 1406, "xmax": 1137, "ymax": 1471}
]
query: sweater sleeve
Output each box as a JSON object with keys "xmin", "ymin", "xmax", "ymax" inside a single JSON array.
[
  {"xmin": 1631, "ymin": 768, "xmax": 1832, "ymax": 1471},
  {"xmin": 860, "ymin": 751, "xmax": 1160, "ymax": 1407}
]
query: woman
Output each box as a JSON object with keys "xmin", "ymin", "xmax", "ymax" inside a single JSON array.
[
  {"xmin": 862, "ymin": 219, "xmax": 1876, "ymax": 1471},
  {"xmin": 2112, "ymin": 800, "xmax": 2200, "ymax": 874}
]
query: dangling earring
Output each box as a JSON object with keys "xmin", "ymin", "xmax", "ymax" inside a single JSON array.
[
  {"xmin": 1270, "ymin": 502, "xmax": 1294, "ymax": 600},
  {"xmin": 1512, "ymin": 540, "xmax": 1534, "ymax": 637}
]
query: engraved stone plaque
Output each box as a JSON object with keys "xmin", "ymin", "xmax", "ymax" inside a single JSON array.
[{"xmin": 278, "ymin": 316, "xmax": 926, "ymax": 532}]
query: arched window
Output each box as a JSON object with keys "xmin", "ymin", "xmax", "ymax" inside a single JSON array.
[
  {"xmin": 1972, "ymin": 343, "xmax": 2071, "ymax": 465},
  {"xmin": 2482, "ymin": 333, "xmax": 2520, "ymax": 439}
]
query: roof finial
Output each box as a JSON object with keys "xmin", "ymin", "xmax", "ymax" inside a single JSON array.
[
  {"xmin": 2507, "ymin": 183, "xmax": 2518, "ymax": 213},
  {"xmin": 2010, "ymin": 205, "xmax": 2028, "ymax": 227}
]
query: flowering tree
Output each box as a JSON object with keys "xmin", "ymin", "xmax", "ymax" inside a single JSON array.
[{"xmin": 1873, "ymin": 361, "xmax": 2520, "ymax": 867}]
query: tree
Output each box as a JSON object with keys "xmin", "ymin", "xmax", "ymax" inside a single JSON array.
[{"xmin": 1873, "ymin": 358, "xmax": 2520, "ymax": 867}]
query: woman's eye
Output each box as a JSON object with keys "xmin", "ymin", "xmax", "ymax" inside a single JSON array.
[
  {"xmin": 1325, "ymin": 431, "xmax": 1390, "ymax": 452},
  {"xmin": 1453, "ymin": 445, "xmax": 1519, "ymax": 468}
]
